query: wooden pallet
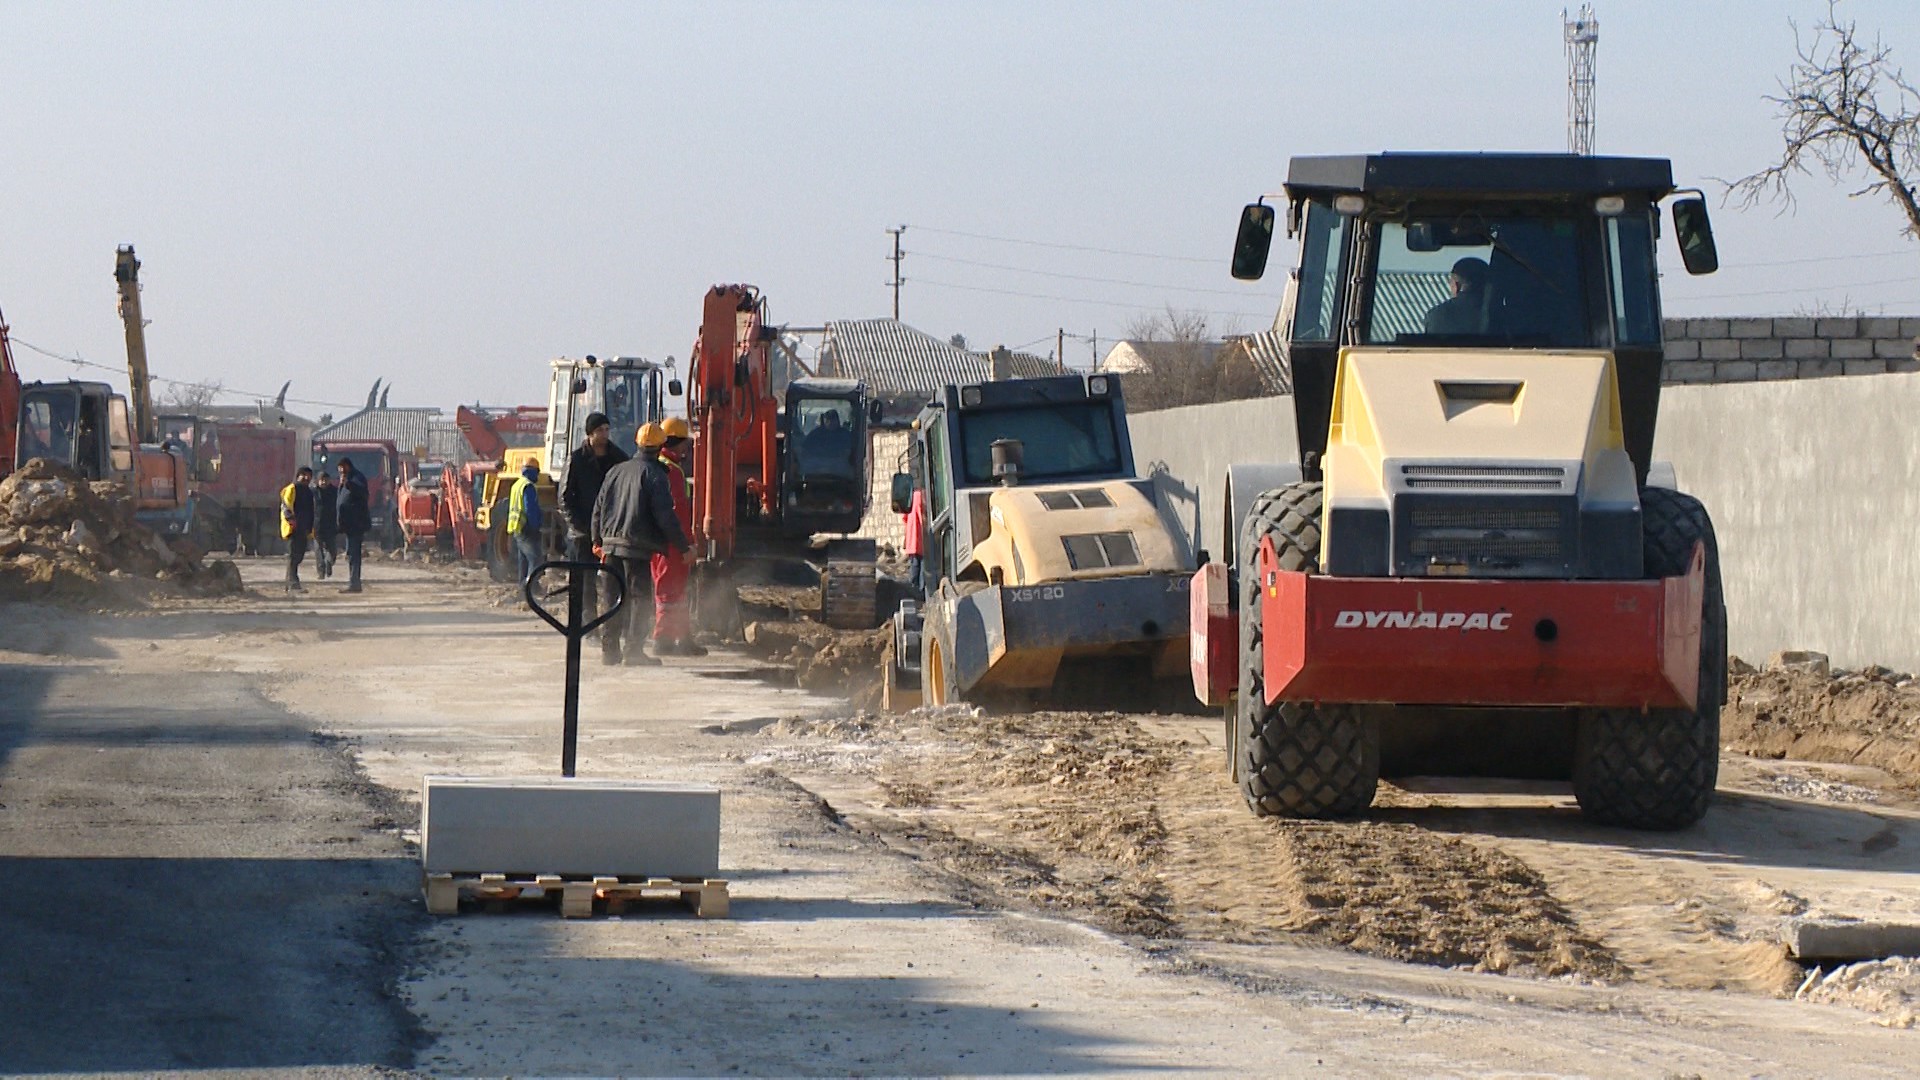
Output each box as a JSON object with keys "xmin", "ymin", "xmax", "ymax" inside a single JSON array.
[{"xmin": 423, "ymin": 872, "xmax": 730, "ymax": 919}]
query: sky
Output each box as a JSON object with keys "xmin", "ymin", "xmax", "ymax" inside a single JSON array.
[{"xmin": 2, "ymin": 0, "xmax": 1917, "ymax": 418}]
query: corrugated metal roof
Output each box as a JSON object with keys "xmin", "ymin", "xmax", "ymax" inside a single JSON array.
[
  {"xmin": 1371, "ymin": 271, "xmax": 1453, "ymax": 339},
  {"xmin": 819, "ymin": 319, "xmax": 1057, "ymax": 397},
  {"xmin": 1232, "ymin": 331, "xmax": 1292, "ymax": 394},
  {"xmin": 314, "ymin": 407, "xmax": 441, "ymax": 455}
]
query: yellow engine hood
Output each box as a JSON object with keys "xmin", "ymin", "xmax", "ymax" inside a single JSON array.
[{"xmin": 963, "ymin": 479, "xmax": 1188, "ymax": 586}]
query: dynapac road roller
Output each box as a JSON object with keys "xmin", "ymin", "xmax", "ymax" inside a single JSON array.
[{"xmin": 1190, "ymin": 153, "xmax": 1727, "ymax": 829}]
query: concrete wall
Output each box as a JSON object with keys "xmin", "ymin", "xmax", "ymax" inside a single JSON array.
[
  {"xmin": 1662, "ymin": 316, "xmax": 1920, "ymax": 384},
  {"xmin": 853, "ymin": 429, "xmax": 911, "ymax": 552},
  {"xmin": 1129, "ymin": 375, "xmax": 1920, "ymax": 671},
  {"xmin": 1654, "ymin": 372, "xmax": 1920, "ymax": 671},
  {"xmin": 1128, "ymin": 396, "xmax": 1297, "ymax": 559}
]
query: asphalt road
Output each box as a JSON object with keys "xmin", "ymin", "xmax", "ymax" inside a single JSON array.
[{"xmin": 0, "ymin": 653, "xmax": 422, "ymax": 1074}]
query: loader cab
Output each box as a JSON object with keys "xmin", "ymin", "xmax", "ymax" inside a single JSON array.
[
  {"xmin": 14, "ymin": 382, "xmax": 130, "ymax": 482},
  {"xmin": 544, "ymin": 355, "xmax": 666, "ymax": 477},
  {"xmin": 1232, "ymin": 153, "xmax": 1718, "ymax": 483},
  {"xmin": 156, "ymin": 413, "xmax": 222, "ymax": 483},
  {"xmin": 781, "ymin": 378, "xmax": 872, "ymax": 536}
]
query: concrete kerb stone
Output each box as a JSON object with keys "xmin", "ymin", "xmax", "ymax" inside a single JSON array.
[{"xmin": 1786, "ymin": 917, "xmax": 1920, "ymax": 962}]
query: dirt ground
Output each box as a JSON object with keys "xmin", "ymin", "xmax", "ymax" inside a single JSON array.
[{"xmin": 4, "ymin": 558, "xmax": 1919, "ymax": 1075}]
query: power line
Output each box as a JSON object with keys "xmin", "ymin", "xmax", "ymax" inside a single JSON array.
[
  {"xmin": 907, "ymin": 224, "xmax": 1218, "ymax": 265},
  {"xmin": 1718, "ymin": 248, "xmax": 1915, "ymax": 270},
  {"xmin": 1669, "ymin": 274, "xmax": 1920, "ymax": 301},
  {"xmin": 10, "ymin": 336, "xmax": 359, "ymax": 410},
  {"xmin": 913, "ymin": 277, "xmax": 1272, "ymax": 321},
  {"xmin": 911, "ymin": 251, "xmax": 1255, "ymax": 297}
]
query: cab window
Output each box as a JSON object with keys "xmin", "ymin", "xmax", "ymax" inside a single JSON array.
[{"xmin": 1365, "ymin": 215, "xmax": 1593, "ymax": 348}]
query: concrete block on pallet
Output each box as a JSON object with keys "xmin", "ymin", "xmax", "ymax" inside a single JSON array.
[
  {"xmin": 421, "ymin": 775, "xmax": 721, "ymax": 878},
  {"xmin": 1786, "ymin": 918, "xmax": 1920, "ymax": 962}
]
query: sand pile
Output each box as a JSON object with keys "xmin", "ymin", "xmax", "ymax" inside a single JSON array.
[{"xmin": 0, "ymin": 458, "xmax": 243, "ymax": 601}]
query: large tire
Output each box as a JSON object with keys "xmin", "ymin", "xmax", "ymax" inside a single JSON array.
[
  {"xmin": 1236, "ymin": 482, "xmax": 1379, "ymax": 818},
  {"xmin": 1573, "ymin": 487, "xmax": 1726, "ymax": 830}
]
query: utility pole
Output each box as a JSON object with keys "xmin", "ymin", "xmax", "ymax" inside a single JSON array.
[
  {"xmin": 886, "ymin": 226, "xmax": 907, "ymax": 320},
  {"xmin": 1057, "ymin": 328, "xmax": 1065, "ymax": 373},
  {"xmin": 1564, "ymin": 5, "xmax": 1599, "ymax": 155}
]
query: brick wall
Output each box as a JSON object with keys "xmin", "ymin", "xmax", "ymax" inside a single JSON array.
[{"xmin": 1662, "ymin": 316, "xmax": 1920, "ymax": 384}]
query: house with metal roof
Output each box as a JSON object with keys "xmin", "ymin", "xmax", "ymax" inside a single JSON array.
[
  {"xmin": 817, "ymin": 319, "xmax": 1056, "ymax": 418},
  {"xmin": 312, "ymin": 406, "xmax": 477, "ymax": 466}
]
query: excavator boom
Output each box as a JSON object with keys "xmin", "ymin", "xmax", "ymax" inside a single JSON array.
[{"xmin": 114, "ymin": 246, "xmax": 157, "ymax": 445}]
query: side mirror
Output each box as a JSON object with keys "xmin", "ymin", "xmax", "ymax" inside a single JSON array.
[
  {"xmin": 1230, "ymin": 202, "xmax": 1277, "ymax": 281},
  {"xmin": 1672, "ymin": 198, "xmax": 1719, "ymax": 276},
  {"xmin": 668, "ymin": 379, "xmax": 684, "ymax": 397},
  {"xmin": 867, "ymin": 398, "xmax": 883, "ymax": 424},
  {"xmin": 889, "ymin": 472, "xmax": 913, "ymax": 514},
  {"xmin": 571, "ymin": 377, "xmax": 588, "ymax": 395}
]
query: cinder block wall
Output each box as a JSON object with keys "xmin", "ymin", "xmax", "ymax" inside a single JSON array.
[
  {"xmin": 854, "ymin": 429, "xmax": 911, "ymax": 551},
  {"xmin": 1662, "ymin": 316, "xmax": 1920, "ymax": 384}
]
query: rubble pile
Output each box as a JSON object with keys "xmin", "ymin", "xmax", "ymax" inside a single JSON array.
[
  {"xmin": 743, "ymin": 619, "xmax": 889, "ymax": 710},
  {"xmin": 1724, "ymin": 650, "xmax": 1920, "ymax": 789},
  {"xmin": 0, "ymin": 458, "xmax": 243, "ymax": 601}
]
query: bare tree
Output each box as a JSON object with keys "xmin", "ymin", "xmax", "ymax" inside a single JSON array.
[
  {"xmin": 159, "ymin": 379, "xmax": 222, "ymax": 413},
  {"xmin": 948, "ymin": 332, "xmax": 969, "ymax": 351},
  {"xmin": 1114, "ymin": 307, "xmax": 1262, "ymax": 411},
  {"xmin": 1728, "ymin": 2, "xmax": 1920, "ymax": 239}
]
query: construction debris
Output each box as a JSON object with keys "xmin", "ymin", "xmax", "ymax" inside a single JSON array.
[
  {"xmin": 0, "ymin": 458, "xmax": 243, "ymax": 602},
  {"xmin": 1724, "ymin": 655, "xmax": 1920, "ymax": 789}
]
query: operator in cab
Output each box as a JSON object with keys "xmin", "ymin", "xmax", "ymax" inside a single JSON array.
[{"xmin": 1423, "ymin": 256, "xmax": 1493, "ymax": 336}]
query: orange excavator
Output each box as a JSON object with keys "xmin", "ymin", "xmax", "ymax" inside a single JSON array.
[{"xmin": 687, "ymin": 284, "xmax": 881, "ymax": 630}]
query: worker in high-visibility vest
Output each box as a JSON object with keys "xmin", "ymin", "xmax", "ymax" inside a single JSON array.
[
  {"xmin": 279, "ymin": 466, "xmax": 316, "ymax": 594},
  {"xmin": 651, "ymin": 416, "xmax": 703, "ymax": 655},
  {"xmin": 506, "ymin": 460, "xmax": 543, "ymax": 585}
]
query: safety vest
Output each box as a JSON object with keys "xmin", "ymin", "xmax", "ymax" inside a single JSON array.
[
  {"xmin": 279, "ymin": 483, "xmax": 305, "ymax": 540},
  {"xmin": 507, "ymin": 475, "xmax": 535, "ymax": 535}
]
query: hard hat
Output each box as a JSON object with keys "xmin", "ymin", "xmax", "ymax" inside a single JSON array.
[
  {"xmin": 660, "ymin": 416, "xmax": 691, "ymax": 440},
  {"xmin": 637, "ymin": 421, "xmax": 668, "ymax": 449}
]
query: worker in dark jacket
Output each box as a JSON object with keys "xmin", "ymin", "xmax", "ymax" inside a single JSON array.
[
  {"xmin": 335, "ymin": 457, "xmax": 372, "ymax": 594},
  {"xmin": 562, "ymin": 411, "xmax": 629, "ymax": 631},
  {"xmin": 591, "ymin": 422, "xmax": 690, "ymax": 666},
  {"xmin": 313, "ymin": 471, "xmax": 339, "ymax": 579},
  {"xmin": 279, "ymin": 466, "xmax": 316, "ymax": 593}
]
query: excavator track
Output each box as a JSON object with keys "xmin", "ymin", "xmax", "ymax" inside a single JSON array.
[{"xmin": 820, "ymin": 561, "xmax": 878, "ymax": 630}]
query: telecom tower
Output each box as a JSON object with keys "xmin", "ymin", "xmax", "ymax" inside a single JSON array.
[{"xmin": 1564, "ymin": 5, "xmax": 1599, "ymax": 155}]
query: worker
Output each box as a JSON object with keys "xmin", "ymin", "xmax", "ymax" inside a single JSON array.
[
  {"xmin": 1423, "ymin": 256, "xmax": 1494, "ymax": 336},
  {"xmin": 335, "ymin": 457, "xmax": 371, "ymax": 594},
  {"xmin": 801, "ymin": 406, "xmax": 855, "ymax": 470},
  {"xmin": 313, "ymin": 471, "xmax": 339, "ymax": 579},
  {"xmin": 650, "ymin": 416, "xmax": 704, "ymax": 656},
  {"xmin": 903, "ymin": 485, "xmax": 927, "ymax": 592},
  {"xmin": 279, "ymin": 466, "xmax": 316, "ymax": 594},
  {"xmin": 562, "ymin": 411, "xmax": 629, "ymax": 630},
  {"xmin": 590, "ymin": 421, "xmax": 689, "ymax": 666},
  {"xmin": 506, "ymin": 460, "xmax": 544, "ymax": 585}
]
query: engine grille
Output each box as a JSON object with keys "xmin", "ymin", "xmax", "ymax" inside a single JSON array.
[
  {"xmin": 1038, "ymin": 488, "xmax": 1115, "ymax": 511},
  {"xmin": 1394, "ymin": 495, "xmax": 1576, "ymax": 575},
  {"xmin": 1399, "ymin": 463, "xmax": 1567, "ymax": 491}
]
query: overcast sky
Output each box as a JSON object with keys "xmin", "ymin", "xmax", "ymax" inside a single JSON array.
[{"xmin": 2, "ymin": 1, "xmax": 1917, "ymax": 416}]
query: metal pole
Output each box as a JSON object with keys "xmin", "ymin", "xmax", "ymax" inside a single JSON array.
[
  {"xmin": 561, "ymin": 564, "xmax": 584, "ymax": 777},
  {"xmin": 1057, "ymin": 328, "xmax": 1065, "ymax": 373},
  {"xmin": 887, "ymin": 226, "xmax": 906, "ymax": 320}
]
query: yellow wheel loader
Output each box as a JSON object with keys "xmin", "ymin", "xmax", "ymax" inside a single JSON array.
[{"xmin": 884, "ymin": 374, "xmax": 1196, "ymax": 712}]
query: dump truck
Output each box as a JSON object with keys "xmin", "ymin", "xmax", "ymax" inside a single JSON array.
[
  {"xmin": 1188, "ymin": 152, "xmax": 1726, "ymax": 829},
  {"xmin": 883, "ymin": 373, "xmax": 1196, "ymax": 710}
]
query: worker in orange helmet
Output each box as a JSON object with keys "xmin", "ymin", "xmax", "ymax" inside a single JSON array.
[{"xmin": 651, "ymin": 415, "xmax": 704, "ymax": 656}]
